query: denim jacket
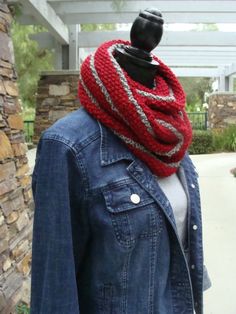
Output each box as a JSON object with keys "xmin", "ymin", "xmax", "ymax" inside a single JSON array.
[{"xmin": 30, "ymin": 107, "xmax": 210, "ymax": 314}]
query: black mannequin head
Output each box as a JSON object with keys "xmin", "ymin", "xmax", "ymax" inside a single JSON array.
[
  {"xmin": 130, "ymin": 8, "xmax": 164, "ymax": 53},
  {"xmin": 114, "ymin": 8, "xmax": 164, "ymax": 88}
]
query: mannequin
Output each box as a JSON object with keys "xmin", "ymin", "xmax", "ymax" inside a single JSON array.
[
  {"xmin": 115, "ymin": 7, "xmax": 189, "ymax": 262},
  {"xmin": 113, "ymin": 9, "xmax": 211, "ymax": 299},
  {"xmin": 30, "ymin": 8, "xmax": 211, "ymax": 314},
  {"xmin": 114, "ymin": 8, "xmax": 163, "ymax": 88}
]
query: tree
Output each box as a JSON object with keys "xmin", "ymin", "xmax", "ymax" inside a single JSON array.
[
  {"xmin": 178, "ymin": 23, "xmax": 218, "ymax": 110},
  {"xmin": 179, "ymin": 77, "xmax": 214, "ymax": 111},
  {"xmin": 10, "ymin": 21, "xmax": 54, "ymax": 111},
  {"xmin": 111, "ymin": 0, "xmax": 127, "ymax": 12},
  {"xmin": 11, "ymin": 21, "xmax": 117, "ymax": 112},
  {"xmin": 81, "ymin": 24, "xmax": 116, "ymax": 31},
  {"xmin": 191, "ymin": 23, "xmax": 218, "ymax": 32}
]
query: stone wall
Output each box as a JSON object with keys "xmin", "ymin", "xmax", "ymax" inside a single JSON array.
[
  {"xmin": 208, "ymin": 92, "xmax": 236, "ymax": 128},
  {"xmin": 0, "ymin": 4, "xmax": 33, "ymax": 313},
  {"xmin": 33, "ymin": 71, "xmax": 80, "ymax": 144}
]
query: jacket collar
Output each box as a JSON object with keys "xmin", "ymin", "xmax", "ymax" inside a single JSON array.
[
  {"xmin": 98, "ymin": 121, "xmax": 135, "ymax": 166},
  {"xmin": 98, "ymin": 120, "xmax": 191, "ymax": 171}
]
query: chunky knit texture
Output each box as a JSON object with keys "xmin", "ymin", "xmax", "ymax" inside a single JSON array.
[{"xmin": 78, "ymin": 40, "xmax": 192, "ymax": 177}]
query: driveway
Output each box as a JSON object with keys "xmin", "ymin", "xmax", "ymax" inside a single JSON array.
[{"xmin": 27, "ymin": 149, "xmax": 236, "ymax": 313}]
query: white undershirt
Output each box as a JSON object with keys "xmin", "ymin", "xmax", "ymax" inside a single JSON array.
[{"xmin": 155, "ymin": 171, "xmax": 188, "ymax": 247}]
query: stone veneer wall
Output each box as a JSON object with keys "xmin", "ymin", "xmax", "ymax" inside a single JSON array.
[
  {"xmin": 33, "ymin": 71, "xmax": 80, "ymax": 144},
  {"xmin": 0, "ymin": 4, "xmax": 33, "ymax": 313},
  {"xmin": 208, "ymin": 92, "xmax": 236, "ymax": 128}
]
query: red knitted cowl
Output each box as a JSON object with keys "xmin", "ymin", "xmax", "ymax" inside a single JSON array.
[{"xmin": 78, "ymin": 40, "xmax": 192, "ymax": 177}]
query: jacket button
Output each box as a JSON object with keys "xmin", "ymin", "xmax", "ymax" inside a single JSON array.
[
  {"xmin": 130, "ymin": 194, "xmax": 140, "ymax": 204},
  {"xmin": 193, "ymin": 225, "xmax": 198, "ymax": 230},
  {"xmin": 191, "ymin": 183, "xmax": 195, "ymax": 189},
  {"xmin": 191, "ymin": 264, "xmax": 195, "ymax": 269}
]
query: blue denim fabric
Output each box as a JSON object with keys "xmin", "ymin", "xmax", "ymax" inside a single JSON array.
[{"xmin": 30, "ymin": 107, "xmax": 208, "ymax": 314}]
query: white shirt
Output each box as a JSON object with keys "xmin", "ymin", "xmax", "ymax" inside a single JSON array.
[{"xmin": 155, "ymin": 170, "xmax": 188, "ymax": 248}]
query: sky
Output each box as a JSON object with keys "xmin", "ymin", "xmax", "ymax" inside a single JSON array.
[
  {"xmin": 166, "ymin": 23, "xmax": 236, "ymax": 31},
  {"xmin": 117, "ymin": 23, "xmax": 236, "ymax": 31}
]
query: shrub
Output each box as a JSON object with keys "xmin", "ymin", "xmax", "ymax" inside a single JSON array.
[
  {"xmin": 16, "ymin": 302, "xmax": 30, "ymax": 314},
  {"xmin": 189, "ymin": 130, "xmax": 214, "ymax": 154},
  {"xmin": 212, "ymin": 125, "xmax": 236, "ymax": 152}
]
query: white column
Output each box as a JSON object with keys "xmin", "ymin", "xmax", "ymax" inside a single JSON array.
[
  {"xmin": 53, "ymin": 41, "xmax": 62, "ymax": 70},
  {"xmin": 218, "ymin": 66, "xmax": 228, "ymax": 91},
  {"xmin": 69, "ymin": 24, "xmax": 79, "ymax": 70},
  {"xmin": 229, "ymin": 75, "xmax": 235, "ymax": 92}
]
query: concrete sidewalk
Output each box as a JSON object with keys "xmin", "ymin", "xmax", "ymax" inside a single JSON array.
[
  {"xmin": 27, "ymin": 147, "xmax": 37, "ymax": 176},
  {"xmin": 191, "ymin": 152, "xmax": 236, "ymax": 314},
  {"xmin": 27, "ymin": 149, "xmax": 236, "ymax": 313}
]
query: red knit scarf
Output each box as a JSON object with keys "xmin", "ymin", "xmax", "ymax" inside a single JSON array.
[{"xmin": 78, "ymin": 40, "xmax": 192, "ymax": 177}]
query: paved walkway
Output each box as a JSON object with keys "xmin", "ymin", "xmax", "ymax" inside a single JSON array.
[
  {"xmin": 191, "ymin": 152, "xmax": 236, "ymax": 314},
  {"xmin": 27, "ymin": 149, "xmax": 236, "ymax": 313},
  {"xmin": 27, "ymin": 147, "xmax": 36, "ymax": 175}
]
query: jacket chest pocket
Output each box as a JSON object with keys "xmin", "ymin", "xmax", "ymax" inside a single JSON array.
[{"xmin": 102, "ymin": 180, "xmax": 163, "ymax": 248}]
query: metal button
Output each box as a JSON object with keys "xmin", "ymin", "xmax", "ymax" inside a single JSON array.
[
  {"xmin": 191, "ymin": 183, "xmax": 195, "ymax": 189},
  {"xmin": 191, "ymin": 264, "xmax": 195, "ymax": 269},
  {"xmin": 193, "ymin": 225, "xmax": 198, "ymax": 230},
  {"xmin": 130, "ymin": 194, "xmax": 140, "ymax": 204}
]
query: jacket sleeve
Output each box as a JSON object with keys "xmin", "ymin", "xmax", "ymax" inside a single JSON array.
[
  {"xmin": 30, "ymin": 134, "xmax": 86, "ymax": 314},
  {"xmin": 203, "ymin": 264, "xmax": 212, "ymax": 291}
]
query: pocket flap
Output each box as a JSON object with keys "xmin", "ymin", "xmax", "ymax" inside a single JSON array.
[{"xmin": 102, "ymin": 180, "xmax": 155, "ymax": 213}]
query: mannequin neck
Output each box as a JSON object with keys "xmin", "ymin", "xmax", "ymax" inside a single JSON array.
[{"xmin": 114, "ymin": 47, "xmax": 158, "ymax": 89}]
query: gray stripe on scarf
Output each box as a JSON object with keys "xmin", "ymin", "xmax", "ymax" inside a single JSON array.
[
  {"xmin": 108, "ymin": 44, "xmax": 155, "ymax": 136},
  {"xmin": 89, "ymin": 53, "xmax": 121, "ymax": 116},
  {"xmin": 79, "ymin": 72, "xmax": 101, "ymax": 109},
  {"xmin": 156, "ymin": 119, "xmax": 184, "ymax": 157},
  {"xmin": 113, "ymin": 131, "xmax": 180, "ymax": 168},
  {"xmin": 137, "ymin": 87, "xmax": 176, "ymax": 102}
]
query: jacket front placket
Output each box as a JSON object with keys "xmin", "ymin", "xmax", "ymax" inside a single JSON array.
[
  {"xmin": 127, "ymin": 158, "xmax": 195, "ymax": 313},
  {"xmin": 179, "ymin": 157, "xmax": 204, "ymax": 314}
]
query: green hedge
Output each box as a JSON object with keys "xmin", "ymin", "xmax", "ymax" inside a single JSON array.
[
  {"xmin": 189, "ymin": 125, "xmax": 236, "ymax": 154},
  {"xmin": 189, "ymin": 130, "xmax": 214, "ymax": 154},
  {"xmin": 212, "ymin": 125, "xmax": 236, "ymax": 152}
]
